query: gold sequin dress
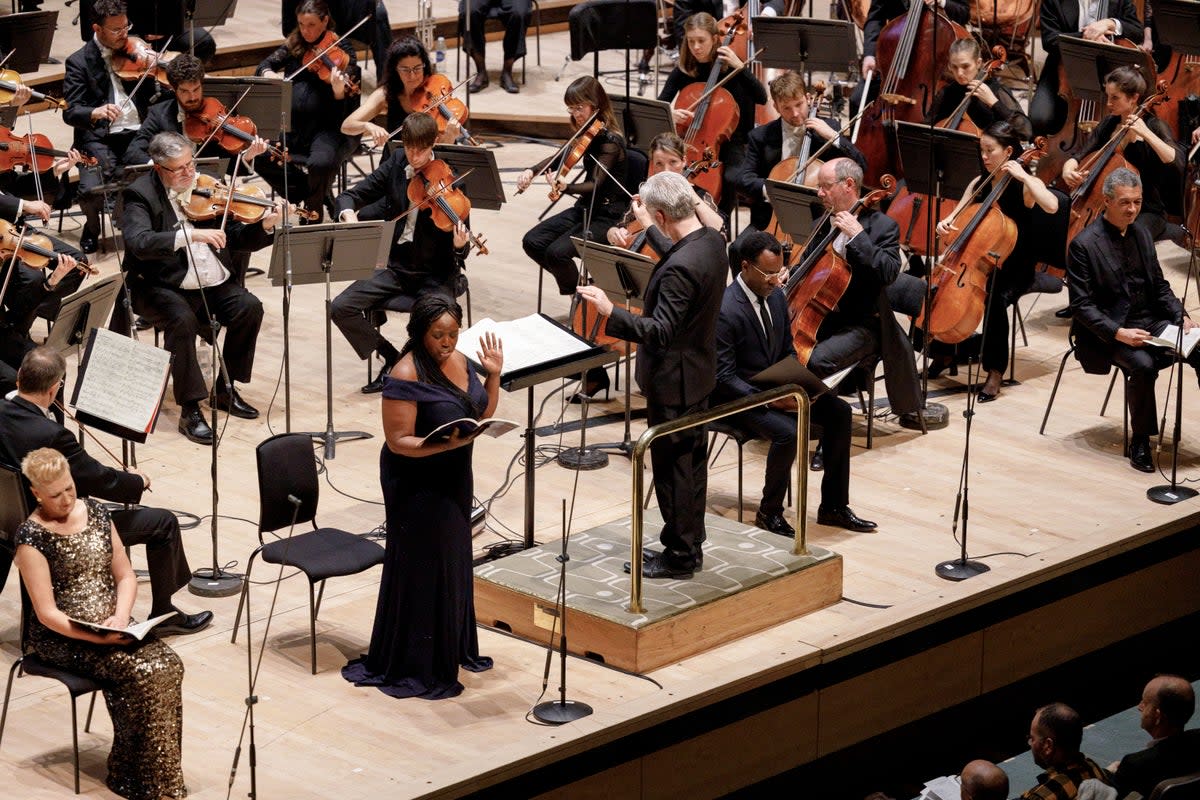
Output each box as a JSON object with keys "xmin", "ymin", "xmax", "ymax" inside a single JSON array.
[{"xmin": 16, "ymin": 498, "xmax": 186, "ymax": 800}]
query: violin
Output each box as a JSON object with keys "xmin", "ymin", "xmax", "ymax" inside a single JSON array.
[
  {"xmin": 0, "ymin": 126, "xmax": 97, "ymax": 174},
  {"xmin": 406, "ymin": 159, "xmax": 489, "ymax": 255},
  {"xmin": 180, "ymin": 174, "xmax": 317, "ymax": 224},
  {"xmin": 675, "ymin": 12, "xmax": 744, "ymax": 203},
  {"xmin": 300, "ymin": 30, "xmax": 360, "ymax": 96},
  {"xmin": 916, "ymin": 148, "xmax": 1039, "ymax": 343},
  {"xmin": 548, "ymin": 118, "xmax": 604, "ymax": 202},
  {"xmin": 182, "ymin": 97, "xmax": 290, "ymax": 164},
  {"xmin": 408, "ymin": 73, "xmax": 473, "ymax": 142},
  {"xmin": 785, "ymin": 176, "xmax": 897, "ymax": 364},
  {"xmin": 110, "ymin": 36, "xmax": 173, "ymax": 87},
  {"xmin": 0, "ymin": 69, "xmax": 66, "ymax": 110},
  {"xmin": 0, "ymin": 219, "xmax": 80, "ymax": 269}
]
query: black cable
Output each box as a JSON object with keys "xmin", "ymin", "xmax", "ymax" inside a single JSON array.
[{"xmin": 841, "ymin": 595, "xmax": 892, "ymax": 609}]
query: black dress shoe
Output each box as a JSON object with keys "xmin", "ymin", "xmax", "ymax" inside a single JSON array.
[
  {"xmin": 134, "ymin": 316, "xmax": 153, "ymax": 331},
  {"xmin": 1054, "ymin": 306, "xmax": 1073, "ymax": 319},
  {"xmin": 810, "ymin": 443, "xmax": 824, "ymax": 472},
  {"xmin": 212, "ymin": 387, "xmax": 259, "ymax": 419},
  {"xmin": 976, "ymin": 388, "xmax": 999, "ymax": 403},
  {"xmin": 1129, "ymin": 438, "xmax": 1155, "ymax": 473},
  {"xmin": 156, "ymin": 609, "xmax": 214, "ymax": 636},
  {"xmin": 468, "ymin": 71, "xmax": 489, "ymax": 93},
  {"xmin": 622, "ymin": 549, "xmax": 694, "ymax": 579},
  {"xmin": 755, "ymin": 511, "xmax": 795, "ymax": 537},
  {"xmin": 817, "ymin": 505, "xmax": 878, "ymax": 532},
  {"xmin": 79, "ymin": 234, "xmax": 98, "ymax": 254},
  {"xmin": 178, "ymin": 408, "xmax": 214, "ymax": 444},
  {"xmin": 362, "ymin": 360, "xmax": 395, "ymax": 394},
  {"xmin": 500, "ymin": 71, "xmax": 519, "ymax": 93},
  {"xmin": 570, "ymin": 367, "xmax": 610, "ymax": 403}
]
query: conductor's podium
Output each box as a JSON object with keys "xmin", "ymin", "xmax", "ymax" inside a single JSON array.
[{"xmin": 473, "ymin": 511, "xmax": 843, "ymax": 672}]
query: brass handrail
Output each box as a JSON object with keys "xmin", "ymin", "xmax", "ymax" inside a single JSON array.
[{"xmin": 628, "ymin": 384, "xmax": 810, "ymax": 613}]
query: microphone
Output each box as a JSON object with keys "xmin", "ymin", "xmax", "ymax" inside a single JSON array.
[{"xmin": 287, "ymin": 494, "xmax": 302, "ymax": 506}]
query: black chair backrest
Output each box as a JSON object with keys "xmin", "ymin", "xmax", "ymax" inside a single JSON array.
[
  {"xmin": 256, "ymin": 433, "xmax": 321, "ymax": 534},
  {"xmin": 1, "ymin": 464, "xmax": 30, "ymax": 596},
  {"xmin": 623, "ymin": 147, "xmax": 649, "ymax": 198},
  {"xmin": 1150, "ymin": 773, "xmax": 1200, "ymax": 800}
]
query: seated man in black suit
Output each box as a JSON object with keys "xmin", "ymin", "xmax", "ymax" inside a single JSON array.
[
  {"xmin": 121, "ymin": 132, "xmax": 282, "ymax": 444},
  {"xmin": 1067, "ymin": 167, "xmax": 1200, "ymax": 473},
  {"xmin": 1110, "ymin": 675, "xmax": 1200, "ymax": 798},
  {"xmin": 330, "ymin": 113, "xmax": 470, "ymax": 394},
  {"xmin": 0, "ymin": 347, "xmax": 212, "ymax": 634},
  {"xmin": 716, "ymin": 232, "xmax": 876, "ymax": 535}
]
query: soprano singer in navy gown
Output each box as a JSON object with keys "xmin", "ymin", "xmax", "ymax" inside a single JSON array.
[{"xmin": 342, "ymin": 294, "xmax": 503, "ymax": 699}]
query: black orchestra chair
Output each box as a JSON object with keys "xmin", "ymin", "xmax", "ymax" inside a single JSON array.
[
  {"xmin": 1149, "ymin": 773, "xmax": 1200, "ymax": 800},
  {"xmin": 232, "ymin": 433, "xmax": 385, "ymax": 674},
  {"xmin": 1039, "ymin": 333, "xmax": 1129, "ymax": 455},
  {"xmin": 703, "ymin": 418, "xmax": 798, "ymax": 521},
  {"xmin": 0, "ymin": 466, "xmax": 103, "ymax": 796}
]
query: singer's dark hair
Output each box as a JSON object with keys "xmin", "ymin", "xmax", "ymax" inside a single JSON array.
[{"xmin": 400, "ymin": 293, "xmax": 484, "ymax": 416}]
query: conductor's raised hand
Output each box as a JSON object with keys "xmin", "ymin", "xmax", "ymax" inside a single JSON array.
[
  {"xmin": 477, "ymin": 331, "xmax": 503, "ymax": 375},
  {"xmin": 576, "ymin": 284, "xmax": 614, "ymax": 317}
]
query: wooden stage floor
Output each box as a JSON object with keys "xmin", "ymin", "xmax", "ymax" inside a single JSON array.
[{"xmin": 3, "ymin": 4, "xmax": 1200, "ymax": 798}]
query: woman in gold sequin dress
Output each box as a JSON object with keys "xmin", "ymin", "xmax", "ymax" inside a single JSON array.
[{"xmin": 13, "ymin": 448, "xmax": 186, "ymax": 799}]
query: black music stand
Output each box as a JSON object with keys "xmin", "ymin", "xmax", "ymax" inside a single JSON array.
[
  {"xmin": 751, "ymin": 17, "xmax": 858, "ymax": 75},
  {"xmin": 764, "ymin": 180, "xmax": 824, "ymax": 241},
  {"xmin": 44, "ymin": 275, "xmax": 125, "ymax": 360},
  {"xmin": 568, "ymin": 0, "xmax": 659, "ymax": 129},
  {"xmin": 1057, "ymin": 36, "xmax": 1156, "ymax": 100},
  {"xmin": 431, "ymin": 144, "xmax": 507, "ymax": 210},
  {"xmin": 267, "ymin": 221, "xmax": 393, "ymax": 458},
  {"xmin": 564, "ymin": 237, "xmax": 654, "ymax": 465},
  {"xmin": 202, "ymin": 77, "xmax": 293, "ymax": 139},
  {"xmin": 609, "ymin": 95, "xmax": 675, "ymax": 150},
  {"xmin": 0, "ymin": 11, "xmax": 57, "ymax": 73}
]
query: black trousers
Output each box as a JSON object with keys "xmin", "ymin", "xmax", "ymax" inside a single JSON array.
[
  {"xmin": 1111, "ymin": 320, "xmax": 1200, "ymax": 437},
  {"xmin": 809, "ymin": 320, "xmax": 881, "ymax": 380},
  {"xmin": 110, "ymin": 507, "xmax": 191, "ymax": 616},
  {"xmin": 649, "ymin": 397, "xmax": 710, "ymax": 564},
  {"xmin": 254, "ymin": 129, "xmax": 358, "ymax": 218},
  {"xmin": 462, "ymin": 0, "xmax": 532, "ymax": 61},
  {"xmin": 331, "ymin": 268, "xmax": 457, "ymax": 361},
  {"xmin": 1030, "ymin": 71, "xmax": 1065, "ymax": 137},
  {"xmin": 78, "ymin": 129, "xmax": 138, "ymax": 239},
  {"xmin": 131, "ymin": 280, "xmax": 263, "ymax": 406},
  {"xmin": 522, "ymin": 205, "xmax": 621, "ymax": 296}
]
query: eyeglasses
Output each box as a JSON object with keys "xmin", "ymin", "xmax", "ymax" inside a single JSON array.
[
  {"xmin": 158, "ymin": 160, "xmax": 196, "ymax": 177},
  {"xmin": 102, "ymin": 23, "xmax": 133, "ymax": 35},
  {"xmin": 816, "ymin": 180, "xmax": 842, "ymax": 191},
  {"xmin": 750, "ymin": 263, "xmax": 787, "ymax": 280},
  {"xmin": 396, "ymin": 65, "xmax": 425, "ymax": 76},
  {"xmin": 566, "ymin": 105, "xmax": 590, "ymax": 114}
]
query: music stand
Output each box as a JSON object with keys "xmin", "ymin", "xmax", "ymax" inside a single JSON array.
[
  {"xmin": 764, "ymin": 180, "xmax": 824, "ymax": 241},
  {"xmin": 431, "ymin": 144, "xmax": 507, "ymax": 210},
  {"xmin": 609, "ymin": 95, "xmax": 675, "ymax": 150},
  {"xmin": 191, "ymin": 0, "xmax": 239, "ymax": 29},
  {"xmin": 1057, "ymin": 36, "xmax": 1156, "ymax": 101},
  {"xmin": 202, "ymin": 77, "xmax": 292, "ymax": 139},
  {"xmin": 568, "ymin": 0, "xmax": 659, "ymax": 121},
  {"xmin": 0, "ymin": 11, "xmax": 57, "ymax": 74},
  {"xmin": 45, "ymin": 275, "xmax": 125, "ymax": 359},
  {"xmin": 267, "ymin": 220, "xmax": 393, "ymax": 458},
  {"xmin": 751, "ymin": 17, "xmax": 858, "ymax": 75},
  {"xmin": 895, "ymin": 122, "xmax": 980, "ymax": 198}
]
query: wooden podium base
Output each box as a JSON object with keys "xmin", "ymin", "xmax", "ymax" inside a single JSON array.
[{"xmin": 473, "ymin": 512, "xmax": 843, "ymax": 672}]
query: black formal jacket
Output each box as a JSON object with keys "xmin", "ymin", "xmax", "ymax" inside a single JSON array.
[
  {"xmin": 1112, "ymin": 729, "xmax": 1200, "ymax": 800},
  {"xmin": 1067, "ymin": 216, "xmax": 1183, "ymax": 373},
  {"xmin": 63, "ymin": 38, "xmax": 160, "ymax": 151},
  {"xmin": 799, "ymin": 206, "xmax": 921, "ymax": 414},
  {"xmin": 121, "ymin": 172, "xmax": 274, "ymax": 290},
  {"xmin": 1073, "ymin": 114, "xmax": 1186, "ymax": 219},
  {"xmin": 714, "ymin": 281, "xmax": 794, "ymax": 403},
  {"xmin": 124, "ymin": 98, "xmax": 256, "ymax": 175},
  {"xmin": 0, "ymin": 396, "xmax": 145, "ymax": 510},
  {"xmin": 738, "ymin": 117, "xmax": 868, "ymax": 230},
  {"xmin": 863, "ymin": 0, "xmax": 970, "ymax": 58},
  {"xmin": 606, "ymin": 226, "xmax": 728, "ymax": 407},
  {"xmin": 1038, "ymin": 0, "xmax": 1144, "ymax": 85}
]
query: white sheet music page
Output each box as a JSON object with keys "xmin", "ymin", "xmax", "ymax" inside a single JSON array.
[
  {"xmin": 456, "ymin": 314, "xmax": 592, "ymax": 377},
  {"xmin": 73, "ymin": 329, "xmax": 172, "ymax": 435}
]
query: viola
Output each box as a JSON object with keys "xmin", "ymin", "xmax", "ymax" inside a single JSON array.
[
  {"xmin": 0, "ymin": 219, "xmax": 71, "ymax": 269},
  {"xmin": 182, "ymin": 96, "xmax": 290, "ymax": 164},
  {"xmin": 785, "ymin": 176, "xmax": 897, "ymax": 363},
  {"xmin": 408, "ymin": 73, "xmax": 473, "ymax": 142},
  {"xmin": 549, "ymin": 119, "xmax": 604, "ymax": 202},
  {"xmin": 110, "ymin": 36, "xmax": 173, "ymax": 87},
  {"xmin": 0, "ymin": 126, "xmax": 97, "ymax": 174},
  {"xmin": 406, "ymin": 159, "xmax": 489, "ymax": 255},
  {"xmin": 300, "ymin": 30, "xmax": 360, "ymax": 96},
  {"xmin": 0, "ymin": 69, "xmax": 66, "ymax": 110},
  {"xmin": 180, "ymin": 174, "xmax": 317, "ymax": 224},
  {"xmin": 675, "ymin": 12, "xmax": 744, "ymax": 203}
]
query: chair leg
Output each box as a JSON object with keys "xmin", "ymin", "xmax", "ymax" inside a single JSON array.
[
  {"xmin": 83, "ymin": 692, "xmax": 96, "ymax": 733},
  {"xmin": 0, "ymin": 658, "xmax": 21, "ymax": 748},
  {"xmin": 735, "ymin": 442, "xmax": 744, "ymax": 521},
  {"xmin": 308, "ymin": 582, "xmax": 318, "ymax": 675},
  {"xmin": 314, "ymin": 579, "xmax": 327, "ymax": 619},
  {"xmin": 70, "ymin": 696, "xmax": 81, "ymax": 794},
  {"xmin": 1100, "ymin": 369, "xmax": 1119, "ymax": 417},
  {"xmin": 230, "ymin": 549, "xmax": 261, "ymax": 645},
  {"xmin": 1039, "ymin": 348, "xmax": 1074, "ymax": 435},
  {"xmin": 866, "ymin": 375, "xmax": 876, "ymax": 450},
  {"xmin": 465, "ymin": 285, "xmax": 473, "ymax": 327}
]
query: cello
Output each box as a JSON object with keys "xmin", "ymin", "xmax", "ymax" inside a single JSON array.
[{"xmin": 785, "ymin": 176, "xmax": 897, "ymax": 364}]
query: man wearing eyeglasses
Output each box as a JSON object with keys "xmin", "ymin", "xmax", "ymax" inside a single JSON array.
[
  {"xmin": 63, "ymin": 0, "xmax": 164, "ymax": 254},
  {"xmin": 120, "ymin": 133, "xmax": 283, "ymax": 444}
]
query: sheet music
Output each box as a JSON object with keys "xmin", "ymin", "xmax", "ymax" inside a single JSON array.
[
  {"xmin": 457, "ymin": 314, "xmax": 593, "ymax": 377},
  {"xmin": 73, "ymin": 329, "xmax": 171, "ymax": 436}
]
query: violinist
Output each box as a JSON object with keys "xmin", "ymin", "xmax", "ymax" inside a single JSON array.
[
  {"xmin": 737, "ymin": 71, "xmax": 866, "ymax": 235},
  {"xmin": 926, "ymin": 39, "xmax": 1032, "ymax": 142},
  {"xmin": 606, "ymin": 132, "xmax": 727, "ymax": 254},
  {"xmin": 0, "ymin": 85, "xmax": 88, "ymax": 210},
  {"xmin": 77, "ymin": 0, "xmax": 218, "ymax": 64},
  {"xmin": 63, "ymin": 0, "xmax": 162, "ymax": 254},
  {"xmin": 519, "ymin": 76, "xmax": 628, "ymax": 299},
  {"xmin": 256, "ymin": 0, "xmax": 362, "ymax": 222},
  {"xmin": 658, "ymin": 12, "xmax": 766, "ymax": 212},
  {"xmin": 799, "ymin": 158, "xmax": 921, "ymax": 416},
  {"xmin": 931, "ymin": 121, "xmax": 1059, "ymax": 402},
  {"xmin": 281, "ymin": 0, "xmax": 392, "ymax": 82},
  {"xmin": 331, "ymin": 114, "xmax": 472, "ymax": 394},
  {"xmin": 1062, "ymin": 66, "xmax": 1187, "ymax": 247},
  {"xmin": 852, "ymin": 0, "xmax": 969, "ymax": 108},
  {"xmin": 1028, "ymin": 0, "xmax": 1143, "ymax": 136},
  {"xmin": 340, "ymin": 37, "xmax": 461, "ymax": 153},
  {"xmin": 461, "ymin": 0, "xmax": 532, "ymax": 94},
  {"xmin": 121, "ymin": 133, "xmax": 283, "ymax": 445}
]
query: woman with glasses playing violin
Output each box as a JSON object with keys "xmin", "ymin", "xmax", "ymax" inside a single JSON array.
[{"xmin": 256, "ymin": 0, "xmax": 361, "ymax": 222}]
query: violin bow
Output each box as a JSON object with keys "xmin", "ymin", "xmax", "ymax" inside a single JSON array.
[
  {"xmin": 115, "ymin": 35, "xmax": 174, "ymax": 118},
  {"xmin": 680, "ymin": 50, "xmax": 768, "ymax": 114},
  {"xmin": 52, "ymin": 399, "xmax": 132, "ymax": 473},
  {"xmin": 22, "ymin": 111, "xmax": 45, "ymax": 211},
  {"xmin": 283, "ymin": 16, "xmax": 370, "ymax": 82},
  {"xmin": 588, "ymin": 154, "xmax": 633, "ymax": 201},
  {"xmin": 785, "ymin": 108, "xmax": 870, "ymax": 184},
  {"xmin": 390, "ymin": 167, "xmax": 476, "ymax": 225},
  {"xmin": 0, "ymin": 224, "xmax": 25, "ymax": 312},
  {"xmin": 519, "ymin": 110, "xmax": 600, "ymax": 191},
  {"xmin": 850, "ymin": 68, "xmax": 875, "ymax": 143},
  {"xmin": 195, "ymin": 86, "xmax": 255, "ymax": 156}
]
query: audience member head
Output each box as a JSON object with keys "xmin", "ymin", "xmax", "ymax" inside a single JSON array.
[
  {"xmin": 640, "ymin": 172, "xmax": 699, "ymax": 223},
  {"xmin": 1139, "ymin": 675, "xmax": 1195, "ymax": 739},
  {"xmin": 960, "ymin": 759, "xmax": 1009, "ymax": 800},
  {"xmin": 736, "ymin": 231, "xmax": 785, "ymax": 298},
  {"xmin": 1029, "ymin": 703, "xmax": 1084, "ymax": 768},
  {"xmin": 16, "ymin": 347, "xmax": 67, "ymax": 400}
]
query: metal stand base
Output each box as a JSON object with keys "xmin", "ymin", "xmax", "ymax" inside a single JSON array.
[
  {"xmin": 189, "ymin": 568, "xmax": 244, "ymax": 597},
  {"xmin": 299, "ymin": 427, "xmax": 373, "ymax": 461},
  {"xmin": 532, "ymin": 699, "xmax": 594, "ymax": 724},
  {"xmin": 1147, "ymin": 484, "xmax": 1199, "ymax": 505},
  {"xmin": 557, "ymin": 447, "xmax": 610, "ymax": 470},
  {"xmin": 935, "ymin": 558, "xmax": 990, "ymax": 581},
  {"xmin": 900, "ymin": 401, "xmax": 950, "ymax": 431}
]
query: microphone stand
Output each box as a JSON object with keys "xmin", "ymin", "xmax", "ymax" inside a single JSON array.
[{"xmin": 278, "ymin": 111, "xmax": 294, "ymax": 432}]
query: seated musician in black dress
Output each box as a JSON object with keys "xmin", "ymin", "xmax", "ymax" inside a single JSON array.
[
  {"xmin": 925, "ymin": 38, "xmax": 1032, "ymax": 142},
  {"xmin": 1062, "ymin": 65, "xmax": 1187, "ymax": 247},
  {"xmin": 716, "ymin": 231, "xmax": 876, "ymax": 534},
  {"xmin": 282, "ymin": 0, "xmax": 392, "ymax": 82}
]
